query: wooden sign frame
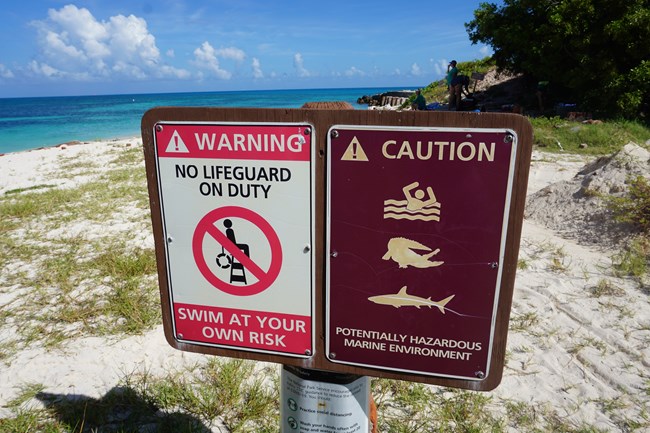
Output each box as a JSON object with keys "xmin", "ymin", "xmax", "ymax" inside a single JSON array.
[{"xmin": 142, "ymin": 107, "xmax": 532, "ymax": 391}]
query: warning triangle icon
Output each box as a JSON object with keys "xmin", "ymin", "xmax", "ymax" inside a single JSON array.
[
  {"xmin": 341, "ymin": 136, "xmax": 369, "ymax": 161},
  {"xmin": 165, "ymin": 130, "xmax": 190, "ymax": 153}
]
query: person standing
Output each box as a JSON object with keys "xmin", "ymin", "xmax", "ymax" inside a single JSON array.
[{"xmin": 446, "ymin": 60, "xmax": 459, "ymax": 110}]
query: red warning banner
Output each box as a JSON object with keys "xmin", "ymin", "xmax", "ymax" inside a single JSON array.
[
  {"xmin": 174, "ymin": 303, "xmax": 311, "ymax": 355},
  {"xmin": 156, "ymin": 124, "xmax": 311, "ymax": 162}
]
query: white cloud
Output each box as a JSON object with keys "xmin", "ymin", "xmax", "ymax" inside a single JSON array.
[
  {"xmin": 479, "ymin": 45, "xmax": 491, "ymax": 56},
  {"xmin": 433, "ymin": 59, "xmax": 449, "ymax": 77},
  {"xmin": 293, "ymin": 53, "xmax": 310, "ymax": 77},
  {"xmin": 29, "ymin": 60, "xmax": 62, "ymax": 78},
  {"xmin": 159, "ymin": 65, "xmax": 191, "ymax": 79},
  {"xmin": 112, "ymin": 61, "xmax": 147, "ymax": 79},
  {"xmin": 107, "ymin": 14, "xmax": 160, "ymax": 77},
  {"xmin": 0, "ymin": 64, "xmax": 15, "ymax": 79},
  {"xmin": 344, "ymin": 66, "xmax": 365, "ymax": 77},
  {"xmin": 29, "ymin": 60, "xmax": 98, "ymax": 82},
  {"xmin": 166, "ymin": 49, "xmax": 175, "ymax": 58},
  {"xmin": 30, "ymin": 4, "xmax": 187, "ymax": 80},
  {"xmin": 252, "ymin": 57, "xmax": 264, "ymax": 79},
  {"xmin": 44, "ymin": 30, "xmax": 86, "ymax": 59},
  {"xmin": 193, "ymin": 41, "xmax": 232, "ymax": 79},
  {"xmin": 216, "ymin": 47, "xmax": 246, "ymax": 62},
  {"xmin": 48, "ymin": 5, "xmax": 106, "ymax": 39},
  {"xmin": 411, "ymin": 63, "xmax": 422, "ymax": 76},
  {"xmin": 191, "ymin": 42, "xmax": 249, "ymax": 80}
]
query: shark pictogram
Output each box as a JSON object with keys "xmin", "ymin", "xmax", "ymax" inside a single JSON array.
[{"xmin": 368, "ymin": 286, "xmax": 455, "ymax": 314}]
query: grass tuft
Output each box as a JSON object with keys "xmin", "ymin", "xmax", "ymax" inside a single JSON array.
[{"xmin": 530, "ymin": 117, "xmax": 650, "ymax": 155}]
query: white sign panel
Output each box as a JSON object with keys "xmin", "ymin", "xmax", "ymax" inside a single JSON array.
[{"xmin": 154, "ymin": 122, "xmax": 314, "ymax": 357}]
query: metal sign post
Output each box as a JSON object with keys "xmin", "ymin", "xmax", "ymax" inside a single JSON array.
[{"xmin": 280, "ymin": 366, "xmax": 371, "ymax": 433}]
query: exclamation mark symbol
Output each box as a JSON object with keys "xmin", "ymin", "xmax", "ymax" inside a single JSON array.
[
  {"xmin": 341, "ymin": 136, "xmax": 367, "ymax": 161},
  {"xmin": 166, "ymin": 131, "xmax": 187, "ymax": 153}
]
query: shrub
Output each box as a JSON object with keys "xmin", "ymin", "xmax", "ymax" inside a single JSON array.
[
  {"xmin": 607, "ymin": 176, "xmax": 650, "ymax": 232},
  {"xmin": 613, "ymin": 235, "xmax": 650, "ymax": 278},
  {"xmin": 607, "ymin": 175, "xmax": 650, "ymax": 278}
]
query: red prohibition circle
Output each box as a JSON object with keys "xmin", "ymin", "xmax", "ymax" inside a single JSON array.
[{"xmin": 192, "ymin": 206, "xmax": 282, "ymax": 296}]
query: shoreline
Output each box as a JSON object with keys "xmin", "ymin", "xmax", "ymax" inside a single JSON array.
[
  {"xmin": 0, "ymin": 134, "xmax": 142, "ymax": 157},
  {"xmin": 0, "ymin": 87, "xmax": 398, "ymax": 155}
]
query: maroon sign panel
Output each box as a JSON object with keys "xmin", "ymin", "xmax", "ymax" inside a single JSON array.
[{"xmin": 326, "ymin": 126, "xmax": 516, "ymax": 381}]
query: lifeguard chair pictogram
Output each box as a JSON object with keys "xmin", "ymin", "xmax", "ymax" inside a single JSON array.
[{"xmin": 215, "ymin": 219, "xmax": 250, "ymax": 284}]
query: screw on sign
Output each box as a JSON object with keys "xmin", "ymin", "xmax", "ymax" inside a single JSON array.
[{"xmin": 192, "ymin": 206, "xmax": 282, "ymax": 297}]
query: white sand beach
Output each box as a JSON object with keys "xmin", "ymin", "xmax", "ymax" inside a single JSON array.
[{"xmin": 0, "ymin": 138, "xmax": 648, "ymax": 431}]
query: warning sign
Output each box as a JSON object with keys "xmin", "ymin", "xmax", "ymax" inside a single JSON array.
[{"xmin": 153, "ymin": 122, "xmax": 314, "ymax": 357}]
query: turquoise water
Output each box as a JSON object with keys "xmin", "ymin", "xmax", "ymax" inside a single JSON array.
[{"xmin": 0, "ymin": 87, "xmax": 402, "ymax": 154}]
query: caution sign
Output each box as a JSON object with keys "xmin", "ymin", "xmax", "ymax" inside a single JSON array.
[
  {"xmin": 153, "ymin": 122, "xmax": 314, "ymax": 357},
  {"xmin": 326, "ymin": 125, "xmax": 517, "ymax": 380}
]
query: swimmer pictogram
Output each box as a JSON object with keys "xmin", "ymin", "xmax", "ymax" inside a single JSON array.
[{"xmin": 384, "ymin": 181, "xmax": 441, "ymax": 221}]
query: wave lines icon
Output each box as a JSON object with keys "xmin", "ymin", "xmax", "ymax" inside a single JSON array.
[{"xmin": 384, "ymin": 199, "xmax": 441, "ymax": 221}]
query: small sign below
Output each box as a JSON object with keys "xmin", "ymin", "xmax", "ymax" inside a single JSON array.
[{"xmin": 280, "ymin": 366, "xmax": 370, "ymax": 433}]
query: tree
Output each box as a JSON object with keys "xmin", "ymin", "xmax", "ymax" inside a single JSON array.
[{"xmin": 465, "ymin": 0, "xmax": 650, "ymax": 119}]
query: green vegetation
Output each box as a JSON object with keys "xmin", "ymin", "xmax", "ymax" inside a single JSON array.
[
  {"xmin": 613, "ymin": 235, "xmax": 650, "ymax": 280},
  {"xmin": 607, "ymin": 176, "xmax": 650, "ymax": 233},
  {"xmin": 374, "ymin": 379, "xmax": 503, "ymax": 432},
  {"xmin": 530, "ymin": 117, "xmax": 650, "ymax": 154},
  {"xmin": 588, "ymin": 279, "xmax": 625, "ymax": 298},
  {"xmin": 465, "ymin": 0, "xmax": 650, "ymax": 119},
  {"xmin": 0, "ymin": 146, "xmax": 158, "ymax": 359},
  {"xmin": 0, "ymin": 370, "xmax": 630, "ymax": 433},
  {"xmin": 124, "ymin": 359, "xmax": 279, "ymax": 432},
  {"xmin": 604, "ymin": 176, "xmax": 650, "ymax": 280},
  {"xmin": 410, "ymin": 57, "xmax": 495, "ymax": 107}
]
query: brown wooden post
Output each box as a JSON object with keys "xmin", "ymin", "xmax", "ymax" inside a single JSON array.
[{"xmin": 278, "ymin": 101, "xmax": 376, "ymax": 433}]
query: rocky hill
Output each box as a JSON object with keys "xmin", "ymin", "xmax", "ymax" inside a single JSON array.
[{"xmin": 358, "ymin": 67, "xmax": 528, "ymax": 111}]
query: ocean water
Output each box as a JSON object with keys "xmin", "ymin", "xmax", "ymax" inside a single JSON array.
[{"xmin": 0, "ymin": 87, "xmax": 403, "ymax": 154}]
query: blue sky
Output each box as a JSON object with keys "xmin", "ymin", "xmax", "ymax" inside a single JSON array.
[{"xmin": 0, "ymin": 0, "xmax": 498, "ymax": 97}]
